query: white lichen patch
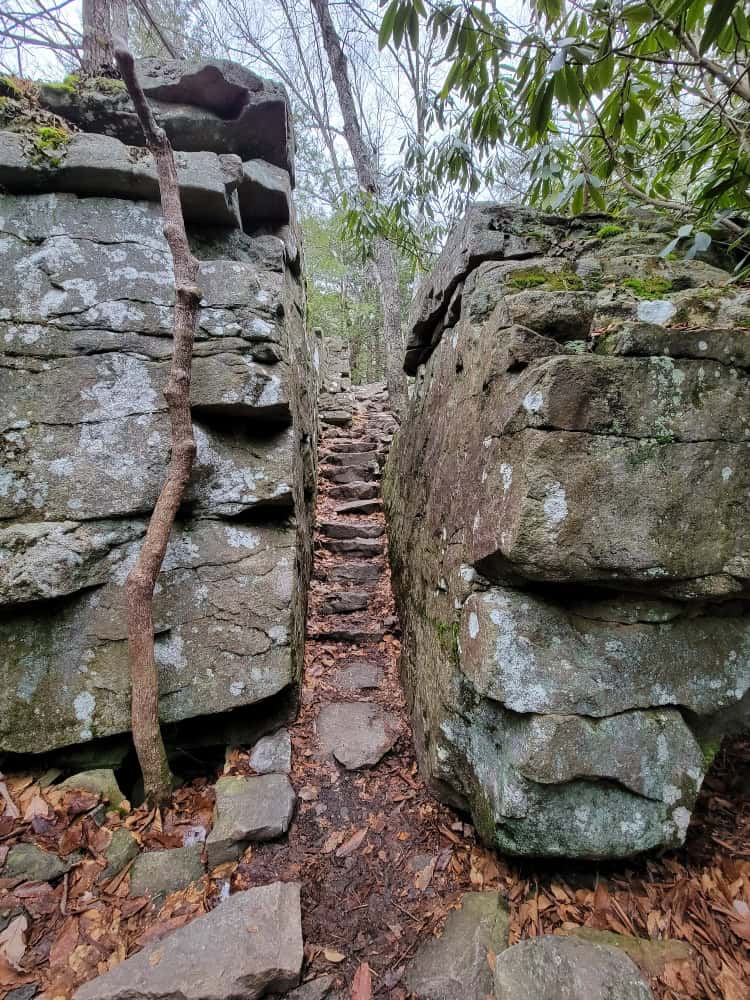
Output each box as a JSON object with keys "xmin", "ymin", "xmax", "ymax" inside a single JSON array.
[
  {"xmin": 522, "ymin": 389, "xmax": 544, "ymax": 414},
  {"xmin": 73, "ymin": 690, "xmax": 96, "ymax": 740},
  {"xmin": 468, "ymin": 612, "xmax": 480, "ymax": 640},
  {"xmin": 542, "ymin": 482, "xmax": 568, "ymax": 530},
  {"xmin": 637, "ymin": 300, "xmax": 677, "ymax": 325},
  {"xmin": 155, "ymin": 632, "xmax": 187, "ymax": 672},
  {"xmin": 225, "ymin": 526, "xmax": 260, "ymax": 550}
]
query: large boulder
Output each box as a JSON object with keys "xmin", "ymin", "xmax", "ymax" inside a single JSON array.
[
  {"xmin": 0, "ymin": 61, "xmax": 317, "ymax": 760},
  {"xmin": 74, "ymin": 882, "xmax": 303, "ymax": 1000},
  {"xmin": 385, "ymin": 205, "xmax": 750, "ymax": 858}
]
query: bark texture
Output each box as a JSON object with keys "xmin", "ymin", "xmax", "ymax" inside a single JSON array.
[
  {"xmin": 81, "ymin": 0, "xmax": 129, "ymax": 76},
  {"xmin": 114, "ymin": 42, "xmax": 201, "ymax": 804},
  {"xmin": 310, "ymin": 0, "xmax": 405, "ymax": 407}
]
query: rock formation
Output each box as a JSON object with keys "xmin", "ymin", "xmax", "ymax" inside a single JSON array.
[
  {"xmin": 385, "ymin": 205, "xmax": 750, "ymax": 857},
  {"xmin": 315, "ymin": 329, "xmax": 355, "ymax": 427},
  {"xmin": 0, "ymin": 62, "xmax": 316, "ymax": 760}
]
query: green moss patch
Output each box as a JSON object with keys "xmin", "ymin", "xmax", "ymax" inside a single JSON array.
[
  {"xmin": 506, "ymin": 267, "xmax": 584, "ymax": 291},
  {"xmin": 596, "ymin": 224, "xmax": 625, "ymax": 238},
  {"xmin": 623, "ymin": 276, "xmax": 673, "ymax": 298},
  {"xmin": 30, "ymin": 124, "xmax": 71, "ymax": 168}
]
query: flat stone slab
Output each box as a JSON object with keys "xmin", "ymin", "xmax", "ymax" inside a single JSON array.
[
  {"xmin": 316, "ymin": 702, "xmax": 398, "ymax": 769},
  {"xmin": 329, "ymin": 482, "xmax": 378, "ymax": 501},
  {"xmin": 206, "ymin": 774, "xmax": 296, "ymax": 867},
  {"xmin": 321, "ymin": 538, "xmax": 384, "ymax": 557},
  {"xmin": 334, "ymin": 662, "xmax": 383, "ymax": 690},
  {"xmin": 328, "ymin": 562, "xmax": 381, "ymax": 583},
  {"xmin": 74, "ymin": 882, "xmax": 303, "ymax": 1000},
  {"xmin": 310, "ymin": 626, "xmax": 385, "ymax": 644},
  {"xmin": 248, "ymin": 728, "xmax": 292, "ymax": 775},
  {"xmin": 129, "ymin": 846, "xmax": 204, "ymax": 901},
  {"xmin": 405, "ymin": 892, "xmax": 510, "ymax": 999},
  {"xmin": 319, "ymin": 592, "xmax": 370, "ymax": 615},
  {"xmin": 2, "ymin": 843, "xmax": 72, "ymax": 882},
  {"xmin": 0, "ymin": 132, "xmax": 241, "ymax": 228},
  {"xmin": 61, "ymin": 768, "xmax": 126, "ymax": 810},
  {"xmin": 493, "ymin": 935, "xmax": 653, "ymax": 1000},
  {"xmin": 319, "ymin": 522, "xmax": 384, "ymax": 540},
  {"xmin": 334, "ymin": 499, "xmax": 382, "ymax": 516},
  {"xmin": 323, "ymin": 451, "xmax": 378, "ymax": 467}
]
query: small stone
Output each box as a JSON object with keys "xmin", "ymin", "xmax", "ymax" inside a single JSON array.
[
  {"xmin": 316, "ymin": 702, "xmax": 398, "ymax": 769},
  {"xmin": 319, "ymin": 592, "xmax": 370, "ymax": 616},
  {"xmin": 206, "ymin": 774, "xmax": 296, "ymax": 868},
  {"xmin": 73, "ymin": 882, "xmax": 303, "ymax": 1000},
  {"xmin": 328, "ymin": 562, "xmax": 381, "ymax": 583},
  {"xmin": 494, "ymin": 935, "xmax": 653, "ymax": 1000},
  {"xmin": 321, "ymin": 538, "xmax": 384, "ymax": 557},
  {"xmin": 248, "ymin": 729, "xmax": 292, "ymax": 775},
  {"xmin": 286, "ymin": 976, "xmax": 335, "ymax": 999},
  {"xmin": 329, "ymin": 482, "xmax": 378, "ymax": 501},
  {"xmin": 405, "ymin": 891, "xmax": 509, "ymax": 1000},
  {"xmin": 5, "ymin": 986, "xmax": 38, "ymax": 1000},
  {"xmin": 129, "ymin": 846, "xmax": 204, "ymax": 902},
  {"xmin": 318, "ymin": 521, "xmax": 383, "ymax": 540},
  {"xmin": 100, "ymin": 828, "xmax": 139, "ymax": 881},
  {"xmin": 334, "ymin": 499, "xmax": 382, "ymax": 515},
  {"xmin": 3, "ymin": 843, "xmax": 71, "ymax": 883},
  {"xmin": 334, "ymin": 662, "xmax": 383, "ymax": 690},
  {"xmin": 61, "ymin": 769, "xmax": 127, "ymax": 810}
]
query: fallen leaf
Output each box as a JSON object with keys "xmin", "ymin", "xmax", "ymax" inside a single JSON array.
[
  {"xmin": 335, "ymin": 828, "xmax": 368, "ymax": 858},
  {"xmin": 148, "ymin": 949, "xmax": 163, "ymax": 967},
  {"xmin": 322, "ymin": 830, "xmax": 346, "ymax": 854},
  {"xmin": 324, "ymin": 948, "xmax": 346, "ymax": 963},
  {"xmin": 0, "ymin": 915, "xmax": 27, "ymax": 970},
  {"xmin": 415, "ymin": 856, "xmax": 436, "ymax": 891},
  {"xmin": 351, "ymin": 961, "xmax": 372, "ymax": 1000},
  {"xmin": 0, "ymin": 778, "xmax": 20, "ymax": 819}
]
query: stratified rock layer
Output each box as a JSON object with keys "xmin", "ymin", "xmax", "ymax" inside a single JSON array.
[
  {"xmin": 384, "ymin": 205, "xmax": 750, "ymax": 858},
  {"xmin": 0, "ymin": 60, "xmax": 316, "ymax": 758}
]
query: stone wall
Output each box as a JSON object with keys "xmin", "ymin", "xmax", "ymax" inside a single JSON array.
[
  {"xmin": 0, "ymin": 60, "xmax": 316, "ymax": 760},
  {"xmin": 384, "ymin": 204, "xmax": 750, "ymax": 858}
]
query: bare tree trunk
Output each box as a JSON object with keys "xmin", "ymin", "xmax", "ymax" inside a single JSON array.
[
  {"xmin": 310, "ymin": 0, "xmax": 405, "ymax": 408},
  {"xmin": 82, "ymin": 0, "xmax": 129, "ymax": 76},
  {"xmin": 114, "ymin": 40, "xmax": 202, "ymax": 805}
]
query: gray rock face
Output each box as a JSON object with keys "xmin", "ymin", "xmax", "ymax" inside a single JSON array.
[
  {"xmin": 74, "ymin": 882, "xmax": 303, "ymax": 1000},
  {"xmin": 405, "ymin": 892, "xmax": 509, "ymax": 1000},
  {"xmin": 206, "ymin": 774, "xmax": 296, "ymax": 867},
  {"xmin": 129, "ymin": 846, "xmax": 204, "ymax": 901},
  {"xmin": 316, "ymin": 702, "xmax": 398, "ymax": 769},
  {"xmin": 385, "ymin": 206, "xmax": 750, "ymax": 858},
  {"xmin": 39, "ymin": 59, "xmax": 295, "ymax": 182},
  {"xmin": 316, "ymin": 333, "xmax": 354, "ymax": 426},
  {"xmin": 493, "ymin": 935, "xmax": 653, "ymax": 1000},
  {"xmin": 0, "ymin": 61, "xmax": 315, "ymax": 758},
  {"xmin": 101, "ymin": 829, "xmax": 139, "ymax": 881}
]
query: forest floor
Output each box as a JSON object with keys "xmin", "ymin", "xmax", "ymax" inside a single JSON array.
[{"xmin": 0, "ymin": 386, "xmax": 748, "ymax": 1000}]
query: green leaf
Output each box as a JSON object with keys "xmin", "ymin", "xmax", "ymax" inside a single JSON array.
[
  {"xmin": 699, "ymin": 0, "xmax": 740, "ymax": 55},
  {"xmin": 408, "ymin": 6, "xmax": 420, "ymax": 48},
  {"xmin": 378, "ymin": 0, "xmax": 400, "ymax": 48}
]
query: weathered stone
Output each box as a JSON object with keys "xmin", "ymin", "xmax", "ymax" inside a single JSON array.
[
  {"xmin": 40, "ymin": 59, "xmax": 295, "ymax": 182},
  {"xmin": 385, "ymin": 205, "xmax": 750, "ymax": 859},
  {"xmin": 61, "ymin": 769, "xmax": 126, "ymax": 810},
  {"xmin": 0, "ymin": 132, "xmax": 241, "ymax": 227},
  {"xmin": 319, "ymin": 592, "xmax": 370, "ymax": 615},
  {"xmin": 564, "ymin": 928, "xmax": 694, "ymax": 977},
  {"xmin": 405, "ymin": 892, "xmax": 509, "ymax": 1000},
  {"xmin": 334, "ymin": 662, "xmax": 383, "ymax": 690},
  {"xmin": 206, "ymin": 774, "xmax": 295, "ymax": 867},
  {"xmin": 329, "ymin": 482, "xmax": 378, "ymax": 501},
  {"xmin": 327, "ymin": 561, "xmax": 381, "ymax": 582},
  {"xmin": 129, "ymin": 846, "xmax": 204, "ymax": 901},
  {"xmin": 319, "ymin": 521, "xmax": 383, "ymax": 540},
  {"xmin": 316, "ymin": 702, "xmax": 398, "ymax": 769},
  {"xmin": 238, "ymin": 159, "xmax": 292, "ymax": 226},
  {"xmin": 320, "ymin": 538, "xmax": 384, "ymax": 557},
  {"xmin": 101, "ymin": 828, "xmax": 139, "ymax": 881},
  {"xmin": 286, "ymin": 976, "xmax": 335, "ymax": 1000},
  {"xmin": 248, "ymin": 729, "xmax": 292, "ymax": 774},
  {"xmin": 2, "ymin": 843, "xmax": 71, "ymax": 882},
  {"xmin": 493, "ymin": 935, "xmax": 653, "ymax": 1000},
  {"xmin": 334, "ymin": 499, "xmax": 382, "ymax": 516},
  {"xmin": 310, "ymin": 626, "xmax": 385, "ymax": 644},
  {"xmin": 323, "ymin": 451, "xmax": 378, "ymax": 467},
  {"xmin": 74, "ymin": 883, "xmax": 303, "ymax": 1000},
  {"xmin": 5, "ymin": 985, "xmax": 38, "ymax": 1000}
]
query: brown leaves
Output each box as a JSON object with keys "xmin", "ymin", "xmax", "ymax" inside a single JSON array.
[
  {"xmin": 0, "ymin": 914, "xmax": 27, "ymax": 970},
  {"xmin": 351, "ymin": 962, "xmax": 372, "ymax": 1000},
  {"xmin": 335, "ymin": 828, "xmax": 368, "ymax": 859}
]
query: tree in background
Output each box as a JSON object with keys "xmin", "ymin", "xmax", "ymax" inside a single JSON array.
[{"xmin": 379, "ymin": 0, "xmax": 750, "ymax": 263}]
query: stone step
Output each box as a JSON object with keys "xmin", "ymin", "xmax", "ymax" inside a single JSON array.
[
  {"xmin": 321, "ymin": 450, "xmax": 378, "ymax": 467},
  {"xmin": 328, "ymin": 561, "xmax": 382, "ymax": 583},
  {"xmin": 326, "ymin": 440, "xmax": 378, "ymax": 453},
  {"xmin": 330, "ymin": 482, "xmax": 378, "ymax": 501},
  {"xmin": 320, "ymin": 537, "xmax": 384, "ymax": 558},
  {"xmin": 318, "ymin": 521, "xmax": 384, "ymax": 540},
  {"xmin": 316, "ymin": 701, "xmax": 398, "ymax": 769},
  {"xmin": 308, "ymin": 626, "xmax": 385, "ymax": 644},
  {"xmin": 319, "ymin": 591, "xmax": 370, "ymax": 615},
  {"xmin": 321, "ymin": 465, "xmax": 376, "ymax": 486},
  {"xmin": 334, "ymin": 661, "xmax": 383, "ymax": 690},
  {"xmin": 335, "ymin": 498, "xmax": 382, "ymax": 515}
]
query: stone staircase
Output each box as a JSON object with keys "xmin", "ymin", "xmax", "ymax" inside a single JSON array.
[{"xmin": 307, "ymin": 384, "xmax": 401, "ymax": 769}]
